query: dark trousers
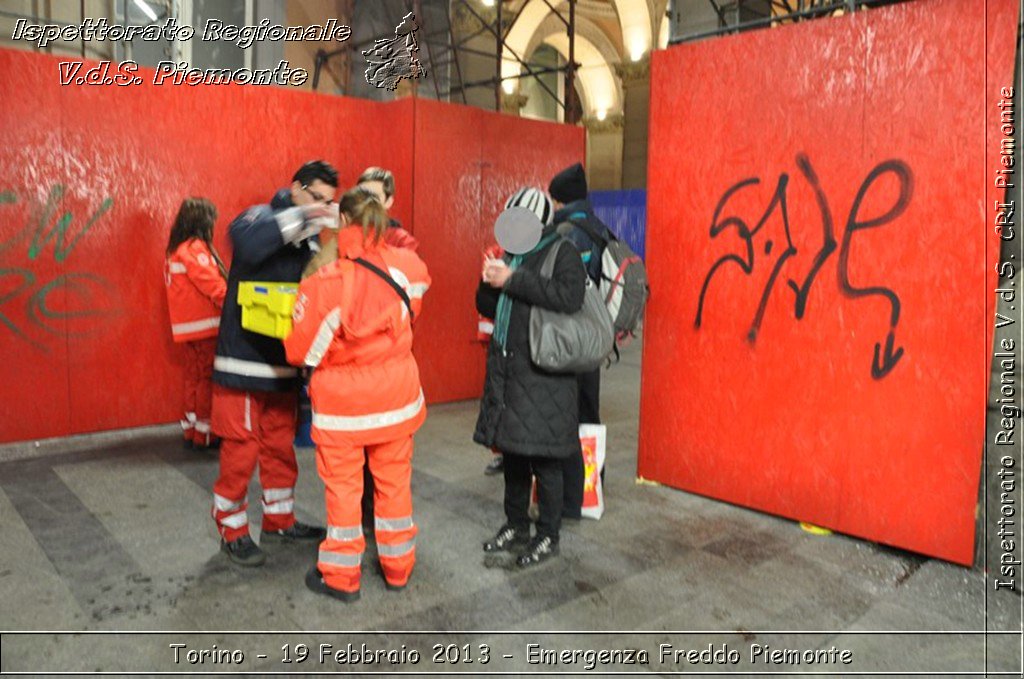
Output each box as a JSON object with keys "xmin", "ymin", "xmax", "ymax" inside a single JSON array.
[
  {"xmin": 504, "ymin": 453, "xmax": 563, "ymax": 540},
  {"xmin": 361, "ymin": 463, "xmax": 374, "ymax": 529},
  {"xmin": 578, "ymin": 367, "xmax": 601, "ymax": 425},
  {"xmin": 562, "ymin": 367, "xmax": 601, "ymax": 518}
]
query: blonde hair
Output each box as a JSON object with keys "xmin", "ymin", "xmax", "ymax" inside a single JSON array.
[
  {"xmin": 357, "ymin": 166, "xmax": 395, "ymax": 198},
  {"xmin": 339, "ymin": 186, "xmax": 388, "ymax": 243}
]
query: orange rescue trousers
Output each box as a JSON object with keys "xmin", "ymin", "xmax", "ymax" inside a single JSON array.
[
  {"xmin": 316, "ymin": 436, "xmax": 417, "ymax": 593},
  {"xmin": 181, "ymin": 338, "xmax": 216, "ymax": 446},
  {"xmin": 211, "ymin": 385, "xmax": 299, "ymax": 542}
]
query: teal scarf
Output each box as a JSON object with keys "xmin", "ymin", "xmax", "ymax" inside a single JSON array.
[{"xmin": 493, "ymin": 233, "xmax": 558, "ymax": 350}]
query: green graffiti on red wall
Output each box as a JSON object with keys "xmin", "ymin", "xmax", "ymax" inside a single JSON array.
[{"xmin": 0, "ymin": 185, "xmax": 118, "ymax": 352}]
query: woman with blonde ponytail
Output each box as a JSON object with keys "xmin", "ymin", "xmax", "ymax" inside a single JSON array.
[
  {"xmin": 303, "ymin": 187, "xmax": 389, "ymax": 278},
  {"xmin": 284, "ymin": 187, "xmax": 431, "ymax": 602}
]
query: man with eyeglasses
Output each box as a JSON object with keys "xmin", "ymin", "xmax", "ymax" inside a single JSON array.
[{"xmin": 210, "ymin": 160, "xmax": 339, "ymax": 567}]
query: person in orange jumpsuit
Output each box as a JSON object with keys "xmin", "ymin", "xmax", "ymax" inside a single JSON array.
[
  {"xmin": 164, "ymin": 197, "xmax": 227, "ymax": 450},
  {"xmin": 284, "ymin": 188, "xmax": 430, "ymax": 602}
]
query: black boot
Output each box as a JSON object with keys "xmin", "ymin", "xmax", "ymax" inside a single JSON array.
[
  {"xmin": 483, "ymin": 524, "xmax": 529, "ymax": 553},
  {"xmin": 484, "ymin": 454, "xmax": 504, "ymax": 476},
  {"xmin": 516, "ymin": 535, "xmax": 559, "ymax": 567},
  {"xmin": 305, "ymin": 567, "xmax": 360, "ymax": 603},
  {"xmin": 221, "ymin": 535, "xmax": 266, "ymax": 567},
  {"xmin": 261, "ymin": 521, "xmax": 327, "ymax": 543}
]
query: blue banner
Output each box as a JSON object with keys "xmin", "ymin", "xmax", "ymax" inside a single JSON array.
[{"xmin": 590, "ymin": 189, "xmax": 646, "ymax": 260}]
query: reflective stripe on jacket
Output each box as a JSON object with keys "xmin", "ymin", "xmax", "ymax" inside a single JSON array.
[
  {"xmin": 284, "ymin": 226, "xmax": 431, "ymax": 446},
  {"xmin": 165, "ymin": 238, "xmax": 226, "ymax": 342}
]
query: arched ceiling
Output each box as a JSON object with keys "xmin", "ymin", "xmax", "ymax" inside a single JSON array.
[
  {"xmin": 540, "ymin": 32, "xmax": 619, "ymax": 115},
  {"xmin": 501, "ymin": 0, "xmax": 652, "ymax": 115},
  {"xmin": 503, "ymin": 0, "xmax": 655, "ymax": 68}
]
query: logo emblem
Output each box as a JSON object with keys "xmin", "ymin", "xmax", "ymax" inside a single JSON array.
[
  {"xmin": 293, "ymin": 292, "xmax": 308, "ymax": 323},
  {"xmin": 362, "ymin": 13, "xmax": 426, "ymax": 91}
]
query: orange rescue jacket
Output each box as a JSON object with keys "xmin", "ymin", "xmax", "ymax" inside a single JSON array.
[
  {"xmin": 165, "ymin": 238, "xmax": 226, "ymax": 342},
  {"xmin": 284, "ymin": 227, "xmax": 431, "ymax": 447}
]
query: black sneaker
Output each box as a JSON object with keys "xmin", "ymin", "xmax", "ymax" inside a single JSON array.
[
  {"xmin": 195, "ymin": 437, "xmax": 221, "ymax": 451},
  {"xmin": 516, "ymin": 535, "xmax": 559, "ymax": 568},
  {"xmin": 261, "ymin": 521, "xmax": 327, "ymax": 543},
  {"xmin": 483, "ymin": 524, "xmax": 529, "ymax": 553},
  {"xmin": 484, "ymin": 455, "xmax": 504, "ymax": 476},
  {"xmin": 221, "ymin": 535, "xmax": 266, "ymax": 567},
  {"xmin": 305, "ymin": 567, "xmax": 360, "ymax": 603}
]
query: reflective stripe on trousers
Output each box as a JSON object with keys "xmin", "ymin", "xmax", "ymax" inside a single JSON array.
[
  {"xmin": 318, "ymin": 550, "xmax": 362, "ymax": 567},
  {"xmin": 375, "ymin": 516, "xmax": 414, "ymax": 532},
  {"xmin": 318, "ymin": 523, "xmax": 365, "ymax": 593},
  {"xmin": 262, "ymin": 487, "xmax": 294, "ymax": 515},
  {"xmin": 212, "ymin": 493, "xmax": 248, "ymax": 535},
  {"xmin": 377, "ymin": 536, "xmax": 416, "ymax": 558},
  {"xmin": 328, "ymin": 525, "xmax": 363, "ymax": 541}
]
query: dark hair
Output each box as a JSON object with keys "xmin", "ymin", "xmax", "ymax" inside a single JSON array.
[
  {"xmin": 357, "ymin": 166, "xmax": 395, "ymax": 198},
  {"xmin": 166, "ymin": 198, "xmax": 226, "ymax": 275},
  {"xmin": 339, "ymin": 186, "xmax": 388, "ymax": 243},
  {"xmin": 293, "ymin": 160, "xmax": 339, "ymax": 188}
]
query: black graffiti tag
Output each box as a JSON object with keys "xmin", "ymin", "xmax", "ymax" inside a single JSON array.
[{"xmin": 694, "ymin": 154, "xmax": 913, "ymax": 380}]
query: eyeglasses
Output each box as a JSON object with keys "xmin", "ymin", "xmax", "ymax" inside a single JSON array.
[{"xmin": 302, "ymin": 184, "xmax": 332, "ymax": 205}]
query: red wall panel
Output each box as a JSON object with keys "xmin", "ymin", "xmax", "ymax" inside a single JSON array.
[
  {"xmin": 410, "ymin": 100, "xmax": 486, "ymax": 405},
  {"xmin": 641, "ymin": 0, "xmax": 1018, "ymax": 565},
  {"xmin": 412, "ymin": 99, "xmax": 585, "ymax": 404},
  {"xmin": 0, "ymin": 48, "xmax": 581, "ymax": 443},
  {"xmin": 0, "ymin": 49, "xmax": 73, "ymax": 442}
]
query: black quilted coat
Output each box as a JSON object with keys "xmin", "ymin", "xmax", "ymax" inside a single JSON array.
[{"xmin": 473, "ymin": 234, "xmax": 587, "ymax": 459}]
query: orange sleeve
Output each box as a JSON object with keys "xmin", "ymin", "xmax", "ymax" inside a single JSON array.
[
  {"xmin": 383, "ymin": 227, "xmax": 419, "ymax": 251},
  {"xmin": 284, "ymin": 269, "xmax": 343, "ymax": 368},
  {"xmin": 407, "ymin": 253, "xmax": 430, "ymax": 322},
  {"xmin": 183, "ymin": 240, "xmax": 227, "ymax": 307}
]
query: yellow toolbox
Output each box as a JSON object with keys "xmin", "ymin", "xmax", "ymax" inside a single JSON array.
[{"xmin": 238, "ymin": 281, "xmax": 298, "ymax": 339}]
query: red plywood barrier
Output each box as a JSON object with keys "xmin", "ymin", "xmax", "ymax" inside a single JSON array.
[
  {"xmin": 412, "ymin": 99, "xmax": 585, "ymax": 403},
  {"xmin": 641, "ymin": 0, "xmax": 1018, "ymax": 565},
  {"xmin": 410, "ymin": 100, "xmax": 485, "ymax": 405},
  {"xmin": 0, "ymin": 47, "xmax": 581, "ymax": 444},
  {"xmin": 0, "ymin": 49, "xmax": 73, "ymax": 440}
]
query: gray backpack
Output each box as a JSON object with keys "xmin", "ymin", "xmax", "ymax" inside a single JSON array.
[
  {"xmin": 569, "ymin": 217, "xmax": 649, "ymax": 345},
  {"xmin": 529, "ymin": 240, "xmax": 615, "ymax": 373}
]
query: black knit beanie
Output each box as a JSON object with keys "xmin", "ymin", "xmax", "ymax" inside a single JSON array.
[{"xmin": 548, "ymin": 162, "xmax": 588, "ymax": 203}]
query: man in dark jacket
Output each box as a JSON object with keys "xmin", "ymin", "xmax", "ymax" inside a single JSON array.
[
  {"xmin": 475, "ymin": 187, "xmax": 586, "ymax": 567},
  {"xmin": 211, "ymin": 160, "xmax": 337, "ymax": 567},
  {"xmin": 548, "ymin": 162, "xmax": 612, "ymax": 520}
]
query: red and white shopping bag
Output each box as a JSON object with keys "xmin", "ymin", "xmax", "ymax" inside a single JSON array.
[
  {"xmin": 579, "ymin": 424, "xmax": 606, "ymax": 519},
  {"xmin": 528, "ymin": 424, "xmax": 607, "ymax": 519}
]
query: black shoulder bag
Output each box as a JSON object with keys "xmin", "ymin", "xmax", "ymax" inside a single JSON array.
[{"xmin": 349, "ymin": 257, "xmax": 415, "ymax": 322}]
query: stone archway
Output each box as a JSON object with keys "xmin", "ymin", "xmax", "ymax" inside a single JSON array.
[
  {"xmin": 501, "ymin": 0, "xmax": 656, "ymax": 88},
  {"xmin": 516, "ymin": 13, "xmax": 623, "ymax": 117}
]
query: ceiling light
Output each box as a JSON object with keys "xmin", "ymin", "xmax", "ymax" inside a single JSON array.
[{"xmin": 133, "ymin": 0, "xmax": 158, "ymax": 22}]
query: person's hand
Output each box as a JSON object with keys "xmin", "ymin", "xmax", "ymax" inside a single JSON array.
[
  {"xmin": 297, "ymin": 203, "xmax": 339, "ymax": 241},
  {"xmin": 482, "ymin": 257, "xmax": 512, "ymax": 288}
]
